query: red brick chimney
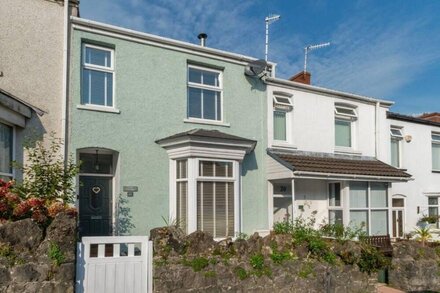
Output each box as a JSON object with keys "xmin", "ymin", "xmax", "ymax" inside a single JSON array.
[
  {"xmin": 418, "ymin": 113, "xmax": 440, "ymax": 123},
  {"xmin": 289, "ymin": 71, "xmax": 311, "ymax": 85}
]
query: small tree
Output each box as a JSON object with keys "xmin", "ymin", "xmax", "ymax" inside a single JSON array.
[
  {"xmin": 414, "ymin": 226, "xmax": 432, "ymax": 247},
  {"xmin": 13, "ymin": 134, "xmax": 79, "ymax": 203}
]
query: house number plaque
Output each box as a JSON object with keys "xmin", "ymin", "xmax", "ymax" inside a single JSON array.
[{"xmin": 123, "ymin": 186, "xmax": 138, "ymax": 197}]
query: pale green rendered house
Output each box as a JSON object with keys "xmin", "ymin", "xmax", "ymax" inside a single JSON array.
[{"xmin": 68, "ymin": 18, "xmax": 270, "ymax": 237}]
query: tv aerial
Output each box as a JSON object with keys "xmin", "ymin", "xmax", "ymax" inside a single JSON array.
[
  {"xmin": 265, "ymin": 14, "xmax": 281, "ymax": 62},
  {"xmin": 303, "ymin": 42, "xmax": 331, "ymax": 73},
  {"xmin": 244, "ymin": 59, "xmax": 268, "ymax": 79}
]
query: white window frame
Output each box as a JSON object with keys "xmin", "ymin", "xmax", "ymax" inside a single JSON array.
[
  {"xmin": 187, "ymin": 65, "xmax": 224, "ymax": 123},
  {"xmin": 391, "ymin": 195, "xmax": 406, "ymax": 238},
  {"xmin": 272, "ymin": 95, "xmax": 293, "ymax": 145},
  {"xmin": 328, "ymin": 182, "xmax": 343, "ymax": 225},
  {"xmin": 427, "ymin": 195, "xmax": 440, "ymax": 229},
  {"xmin": 390, "ymin": 126, "xmax": 403, "ymax": 168},
  {"xmin": 81, "ymin": 44, "xmax": 115, "ymax": 109},
  {"xmin": 0, "ymin": 121, "xmax": 15, "ymax": 180},
  {"xmin": 432, "ymin": 132, "xmax": 440, "ymax": 172},
  {"xmin": 170, "ymin": 157, "xmax": 239, "ymax": 240},
  {"xmin": 334, "ymin": 104, "xmax": 358, "ymax": 150},
  {"xmin": 348, "ymin": 182, "xmax": 390, "ymax": 236}
]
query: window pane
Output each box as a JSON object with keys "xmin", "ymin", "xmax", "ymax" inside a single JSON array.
[
  {"xmin": 202, "ymin": 70, "xmax": 219, "ymax": 87},
  {"xmin": 335, "ymin": 119, "xmax": 351, "ymax": 147},
  {"xmin": 336, "ymin": 107, "xmax": 356, "ymax": 116},
  {"xmin": 0, "ymin": 123, "xmax": 13, "ymax": 174},
  {"xmin": 188, "ymin": 68, "xmax": 202, "ymax": 83},
  {"xmin": 350, "ymin": 210, "xmax": 368, "ymax": 233},
  {"xmin": 202, "ymin": 89, "xmax": 216, "ymax": 120},
  {"xmin": 329, "ymin": 183, "xmax": 341, "ymax": 207},
  {"xmin": 274, "ymin": 111, "xmax": 286, "ymax": 141},
  {"xmin": 197, "ymin": 182, "xmax": 214, "ymax": 236},
  {"xmin": 391, "ymin": 139, "xmax": 400, "ymax": 167},
  {"xmin": 216, "ymin": 93, "xmax": 221, "ymax": 121},
  {"xmin": 199, "ymin": 161, "xmax": 214, "ymax": 177},
  {"xmin": 432, "ymin": 134, "xmax": 440, "ymax": 141},
  {"xmin": 432, "ymin": 143, "xmax": 440, "ymax": 170},
  {"xmin": 392, "ymin": 198, "xmax": 404, "ymax": 207},
  {"xmin": 274, "ymin": 197, "xmax": 292, "ymax": 223},
  {"xmin": 349, "ymin": 182, "xmax": 368, "ymax": 208},
  {"xmin": 275, "ymin": 97, "xmax": 291, "ymax": 105},
  {"xmin": 176, "ymin": 181, "xmax": 187, "ymax": 233},
  {"xmin": 79, "ymin": 153, "xmax": 113, "ymax": 174},
  {"xmin": 188, "ymin": 87, "xmax": 202, "ymax": 118},
  {"xmin": 82, "ymin": 69, "xmax": 112, "ymax": 106},
  {"xmin": 371, "ymin": 210, "xmax": 388, "ymax": 235},
  {"xmin": 428, "ymin": 197, "xmax": 439, "ymax": 206},
  {"xmin": 429, "ymin": 207, "xmax": 438, "ymax": 217},
  {"xmin": 85, "ymin": 47, "xmax": 111, "ymax": 67},
  {"xmin": 329, "ymin": 210, "xmax": 343, "ymax": 225},
  {"xmin": 370, "ymin": 182, "xmax": 388, "ymax": 208},
  {"xmin": 391, "ymin": 128, "xmax": 402, "ymax": 137},
  {"xmin": 215, "ymin": 162, "xmax": 233, "ymax": 177},
  {"xmin": 176, "ymin": 160, "xmax": 187, "ymax": 179},
  {"xmin": 215, "ymin": 182, "xmax": 227, "ymax": 237}
]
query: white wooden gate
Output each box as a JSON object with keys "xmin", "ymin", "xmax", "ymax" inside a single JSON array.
[{"xmin": 76, "ymin": 236, "xmax": 153, "ymax": 293}]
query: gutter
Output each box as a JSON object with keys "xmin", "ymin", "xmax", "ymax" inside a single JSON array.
[
  {"xmin": 264, "ymin": 77, "xmax": 394, "ymax": 107},
  {"xmin": 71, "ymin": 17, "xmax": 277, "ymax": 69},
  {"xmin": 292, "ymin": 171, "xmax": 412, "ymax": 182}
]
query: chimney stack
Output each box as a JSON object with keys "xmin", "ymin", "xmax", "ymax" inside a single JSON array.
[
  {"xmin": 198, "ymin": 33, "xmax": 207, "ymax": 47},
  {"xmin": 289, "ymin": 71, "xmax": 311, "ymax": 85}
]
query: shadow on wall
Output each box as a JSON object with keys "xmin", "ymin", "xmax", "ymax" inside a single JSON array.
[
  {"xmin": 116, "ymin": 194, "xmax": 135, "ymax": 235},
  {"xmin": 14, "ymin": 113, "xmax": 46, "ymax": 182},
  {"xmin": 242, "ymin": 151, "xmax": 258, "ymax": 176},
  {"xmin": 245, "ymin": 75, "xmax": 267, "ymax": 92}
]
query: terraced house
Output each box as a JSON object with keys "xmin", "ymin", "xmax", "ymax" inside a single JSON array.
[
  {"xmin": 67, "ymin": 17, "xmax": 439, "ymax": 240},
  {"xmin": 68, "ymin": 18, "xmax": 269, "ymax": 237}
]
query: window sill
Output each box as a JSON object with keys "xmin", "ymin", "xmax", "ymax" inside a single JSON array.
[
  {"xmin": 334, "ymin": 147, "xmax": 362, "ymax": 156},
  {"xmin": 272, "ymin": 142, "xmax": 297, "ymax": 150},
  {"xmin": 432, "ymin": 170, "xmax": 440, "ymax": 174},
  {"xmin": 183, "ymin": 118, "xmax": 230, "ymax": 127},
  {"xmin": 77, "ymin": 104, "xmax": 121, "ymax": 114}
]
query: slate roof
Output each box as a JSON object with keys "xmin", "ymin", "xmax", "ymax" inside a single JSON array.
[
  {"xmin": 388, "ymin": 112, "xmax": 440, "ymax": 128},
  {"xmin": 156, "ymin": 129, "xmax": 257, "ymax": 144},
  {"xmin": 268, "ymin": 150, "xmax": 411, "ymax": 179}
]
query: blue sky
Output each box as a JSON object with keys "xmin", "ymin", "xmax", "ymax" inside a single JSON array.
[{"xmin": 79, "ymin": 0, "xmax": 440, "ymax": 114}]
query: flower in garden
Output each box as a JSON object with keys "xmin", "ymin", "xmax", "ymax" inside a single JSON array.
[
  {"xmin": 31, "ymin": 209, "xmax": 48, "ymax": 224},
  {"xmin": 47, "ymin": 201, "xmax": 65, "ymax": 218},
  {"xmin": 13, "ymin": 201, "xmax": 31, "ymax": 217},
  {"xmin": 27, "ymin": 198, "xmax": 45, "ymax": 208}
]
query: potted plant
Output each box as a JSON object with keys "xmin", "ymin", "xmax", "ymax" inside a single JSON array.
[{"xmin": 419, "ymin": 215, "xmax": 439, "ymax": 229}]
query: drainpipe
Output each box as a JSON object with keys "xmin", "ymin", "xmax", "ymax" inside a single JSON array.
[
  {"xmin": 375, "ymin": 102, "xmax": 380, "ymax": 158},
  {"xmin": 61, "ymin": 0, "xmax": 69, "ymax": 162}
]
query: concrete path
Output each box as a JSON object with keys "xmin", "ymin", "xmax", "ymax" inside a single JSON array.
[{"xmin": 376, "ymin": 283, "xmax": 405, "ymax": 293}]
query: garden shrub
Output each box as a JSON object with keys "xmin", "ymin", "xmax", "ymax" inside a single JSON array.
[{"xmin": 0, "ymin": 135, "xmax": 78, "ymax": 226}]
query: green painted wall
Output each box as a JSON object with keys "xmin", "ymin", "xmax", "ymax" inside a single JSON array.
[{"xmin": 69, "ymin": 29, "xmax": 268, "ymax": 236}]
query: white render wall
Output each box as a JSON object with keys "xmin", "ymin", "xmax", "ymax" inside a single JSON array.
[
  {"xmin": 267, "ymin": 84, "xmax": 390, "ymax": 157},
  {"xmin": 387, "ymin": 118, "xmax": 440, "ymax": 232}
]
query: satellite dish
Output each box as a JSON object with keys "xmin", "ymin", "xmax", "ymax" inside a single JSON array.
[{"xmin": 245, "ymin": 59, "xmax": 268, "ymax": 78}]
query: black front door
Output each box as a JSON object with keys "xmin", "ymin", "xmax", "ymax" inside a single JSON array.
[{"xmin": 79, "ymin": 176, "xmax": 112, "ymax": 237}]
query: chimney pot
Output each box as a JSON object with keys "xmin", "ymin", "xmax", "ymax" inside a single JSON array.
[{"xmin": 198, "ymin": 33, "xmax": 208, "ymax": 47}]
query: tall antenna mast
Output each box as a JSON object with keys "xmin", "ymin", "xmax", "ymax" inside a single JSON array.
[
  {"xmin": 265, "ymin": 14, "xmax": 281, "ymax": 62},
  {"xmin": 304, "ymin": 42, "xmax": 330, "ymax": 73}
]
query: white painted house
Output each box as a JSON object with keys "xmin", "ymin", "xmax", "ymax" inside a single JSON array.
[
  {"xmin": 386, "ymin": 112, "xmax": 440, "ymax": 236},
  {"xmin": 263, "ymin": 73, "xmax": 412, "ymax": 237}
]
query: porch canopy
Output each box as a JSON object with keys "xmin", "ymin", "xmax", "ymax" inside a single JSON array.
[{"xmin": 267, "ymin": 149, "xmax": 411, "ymax": 182}]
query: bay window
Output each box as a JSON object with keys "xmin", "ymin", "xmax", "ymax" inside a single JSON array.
[{"xmin": 173, "ymin": 158, "xmax": 238, "ymax": 239}]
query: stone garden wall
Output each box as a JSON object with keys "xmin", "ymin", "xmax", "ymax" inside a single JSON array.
[
  {"xmin": 389, "ymin": 241, "xmax": 440, "ymax": 292},
  {"xmin": 0, "ymin": 213, "xmax": 76, "ymax": 293},
  {"xmin": 150, "ymin": 227, "xmax": 378, "ymax": 293}
]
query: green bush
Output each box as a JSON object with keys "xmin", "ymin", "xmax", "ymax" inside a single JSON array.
[
  {"xmin": 182, "ymin": 257, "xmax": 210, "ymax": 272},
  {"xmin": 48, "ymin": 242, "xmax": 65, "ymax": 266},
  {"xmin": 357, "ymin": 244, "xmax": 389, "ymax": 274},
  {"xmin": 234, "ymin": 266, "xmax": 248, "ymax": 280},
  {"xmin": 249, "ymin": 254, "xmax": 265, "ymax": 270},
  {"xmin": 320, "ymin": 223, "xmax": 367, "ymax": 241},
  {"xmin": 270, "ymin": 249, "xmax": 295, "ymax": 264}
]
